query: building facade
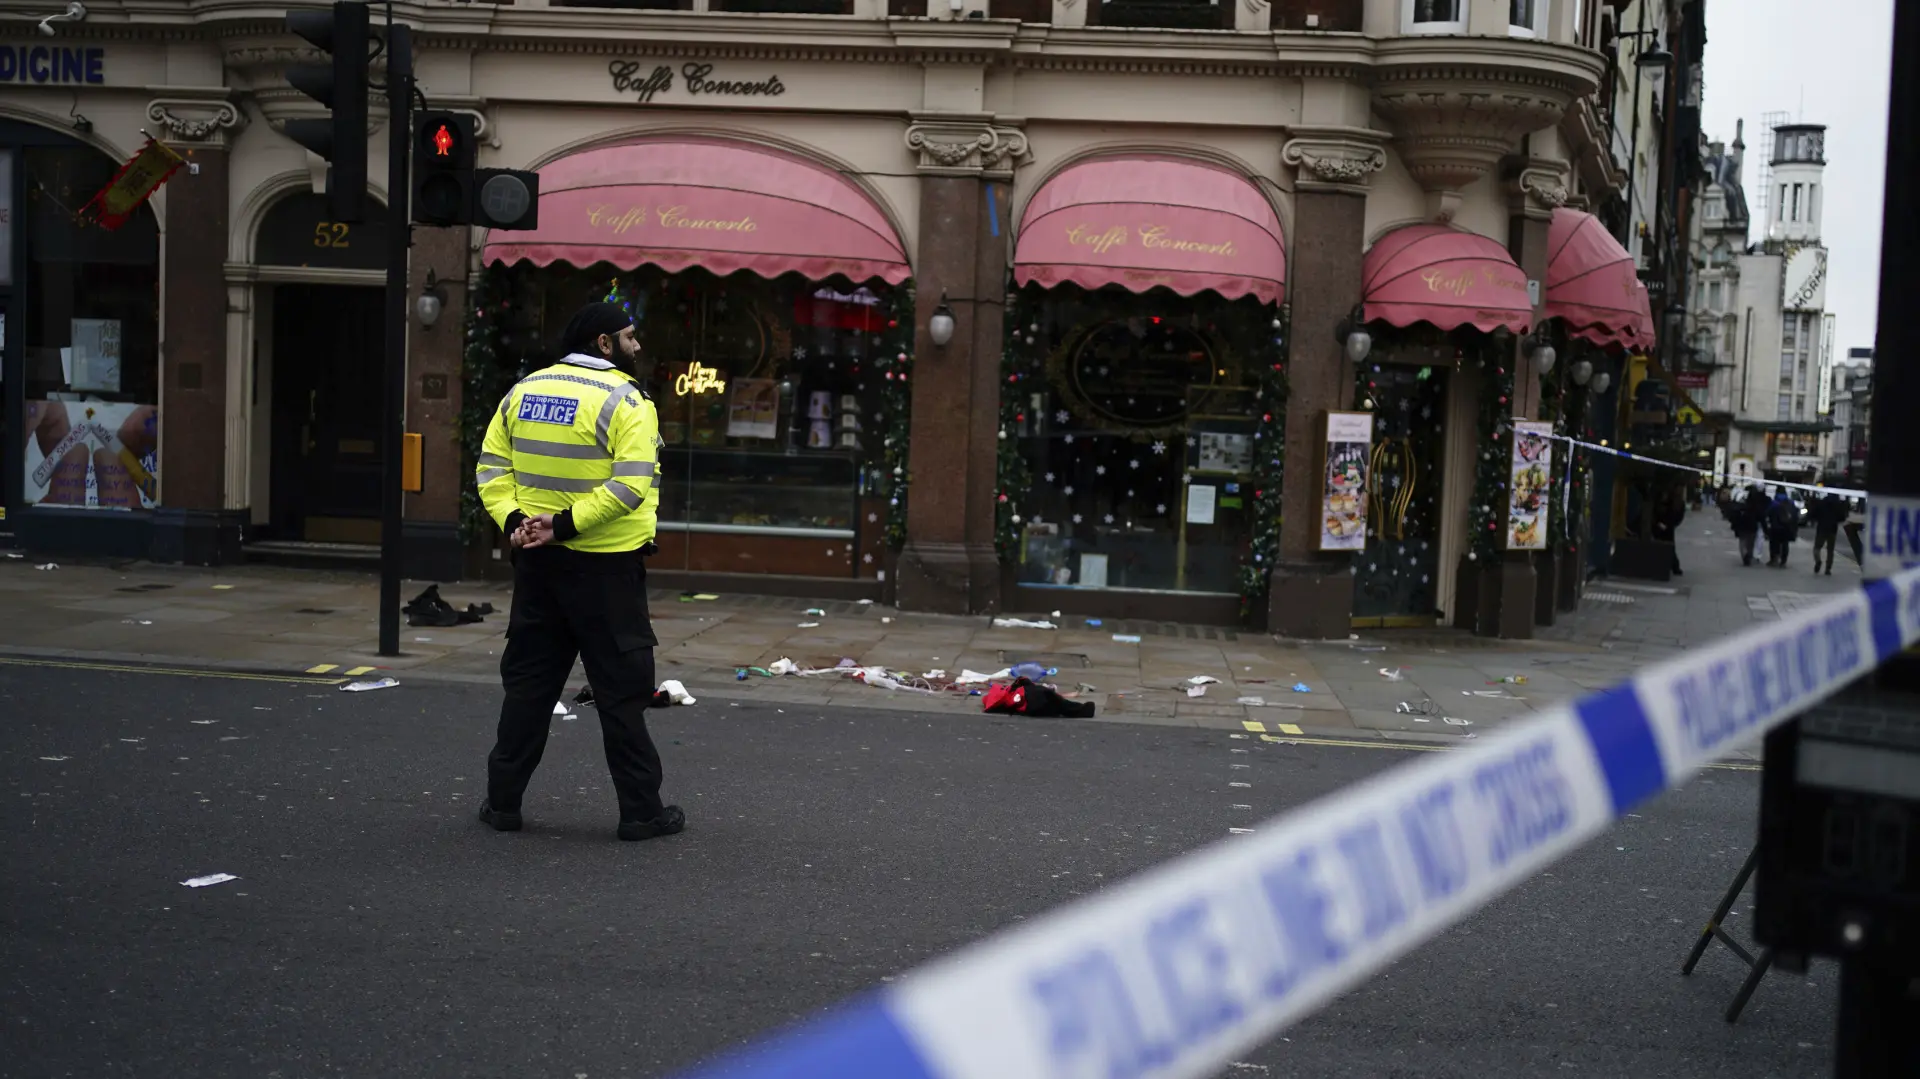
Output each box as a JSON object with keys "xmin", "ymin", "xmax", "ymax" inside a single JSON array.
[{"xmin": 3, "ymin": 0, "xmax": 1643, "ymax": 636}]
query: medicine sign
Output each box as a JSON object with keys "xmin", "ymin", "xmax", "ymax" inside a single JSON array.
[{"xmin": 1864, "ymin": 494, "xmax": 1920, "ymax": 579}]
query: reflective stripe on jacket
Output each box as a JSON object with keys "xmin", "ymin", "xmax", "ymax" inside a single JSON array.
[{"xmin": 476, "ymin": 353, "xmax": 660, "ymax": 553}]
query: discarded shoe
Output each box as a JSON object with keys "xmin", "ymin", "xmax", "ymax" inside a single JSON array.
[
  {"xmin": 618, "ymin": 805, "xmax": 686, "ymax": 842},
  {"xmin": 404, "ymin": 584, "xmax": 493, "ymax": 627}
]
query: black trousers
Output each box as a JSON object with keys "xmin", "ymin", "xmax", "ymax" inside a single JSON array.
[
  {"xmin": 1814, "ymin": 529, "xmax": 1839, "ymax": 572},
  {"xmin": 488, "ymin": 546, "xmax": 665, "ymax": 823}
]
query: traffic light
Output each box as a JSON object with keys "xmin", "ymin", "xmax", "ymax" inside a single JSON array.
[
  {"xmin": 412, "ymin": 112, "xmax": 476, "ymax": 226},
  {"xmin": 411, "ymin": 113, "xmax": 541, "ymax": 230},
  {"xmin": 283, "ymin": 1, "xmax": 370, "ymax": 223}
]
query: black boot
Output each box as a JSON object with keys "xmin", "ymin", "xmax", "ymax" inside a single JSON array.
[{"xmin": 618, "ymin": 805, "xmax": 686, "ymax": 842}]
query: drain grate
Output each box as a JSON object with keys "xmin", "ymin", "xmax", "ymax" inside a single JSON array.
[
  {"xmin": 295, "ymin": 608, "xmax": 336, "ymax": 615},
  {"xmin": 1584, "ymin": 591, "xmax": 1636, "ymax": 604}
]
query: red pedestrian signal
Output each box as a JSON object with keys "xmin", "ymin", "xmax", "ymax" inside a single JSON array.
[{"xmin": 433, "ymin": 124, "xmax": 452, "ymax": 157}]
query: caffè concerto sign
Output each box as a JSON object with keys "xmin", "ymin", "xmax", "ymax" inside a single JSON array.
[{"xmin": 609, "ymin": 60, "xmax": 785, "ymax": 104}]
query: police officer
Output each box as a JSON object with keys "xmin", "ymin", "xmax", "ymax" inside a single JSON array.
[{"xmin": 473, "ymin": 301, "xmax": 684, "ymax": 842}]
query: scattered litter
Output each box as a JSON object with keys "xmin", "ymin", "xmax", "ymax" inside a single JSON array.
[
  {"xmin": 403, "ymin": 584, "xmax": 493, "ymax": 627},
  {"xmin": 1413, "ymin": 717, "xmax": 1432, "ymax": 723},
  {"xmin": 955, "ymin": 670, "xmax": 998, "ymax": 684},
  {"xmin": 1378, "ymin": 667, "xmax": 1405, "ymax": 681},
  {"xmin": 1085, "ymin": 618, "xmax": 1103, "ymax": 627},
  {"xmin": 1188, "ymin": 675, "xmax": 1220, "ymax": 686},
  {"xmin": 676, "ymin": 592, "xmax": 720, "ymax": 602},
  {"xmin": 340, "ymin": 677, "xmax": 399, "ymax": 692},
  {"xmin": 857, "ymin": 599, "xmax": 874, "ymax": 605},
  {"xmin": 38, "ymin": 756, "xmax": 69, "ymax": 762},
  {"xmin": 552, "ymin": 701, "xmax": 571, "ymax": 716},
  {"xmin": 1112, "ymin": 634, "xmax": 1142, "ymax": 644},
  {"xmin": 1236, "ymin": 696, "xmax": 1267, "ymax": 706},
  {"xmin": 804, "ymin": 608, "xmax": 827, "ymax": 617},
  {"xmin": 1229, "ymin": 828, "xmax": 1256, "ymax": 835},
  {"xmin": 1009, "ymin": 662, "xmax": 1057, "ymax": 680},
  {"xmin": 796, "ymin": 622, "xmax": 821, "ymax": 629},
  {"xmin": 36, "ymin": 563, "xmax": 57, "ymax": 571},
  {"xmin": 191, "ymin": 720, "xmax": 218, "ymax": 725},
  {"xmin": 3, "ymin": 552, "xmax": 20, "ymax": 559},
  {"xmin": 1354, "ymin": 645, "xmax": 1387, "ymax": 653},
  {"xmin": 993, "ymin": 617, "xmax": 1057, "ymax": 629},
  {"xmin": 1465, "ymin": 689, "xmax": 1524, "ymax": 699},
  {"xmin": 1396, "ymin": 699, "xmax": 1439, "ymax": 715},
  {"xmin": 1291, "ymin": 683, "xmax": 1312, "ymax": 693},
  {"xmin": 1186, "ymin": 685, "xmax": 1208, "ymax": 698},
  {"xmin": 121, "ymin": 619, "xmax": 153, "ymax": 626},
  {"xmin": 211, "ymin": 584, "xmax": 235, "ymax": 590},
  {"xmin": 982, "ymin": 677, "xmax": 1094, "ymax": 717},
  {"xmin": 1443, "ymin": 717, "xmax": 1473, "ymax": 727},
  {"xmin": 181, "ymin": 873, "xmax": 239, "ymax": 888},
  {"xmin": 881, "ymin": 617, "xmax": 893, "ymax": 624},
  {"xmin": 1488, "ymin": 675, "xmax": 1529, "ymax": 685},
  {"xmin": 923, "ymin": 669, "xmax": 947, "ymax": 679},
  {"xmin": 767, "ymin": 658, "xmax": 800, "ymax": 675},
  {"xmin": 735, "ymin": 668, "xmax": 749, "ymax": 681},
  {"xmin": 657, "ymin": 679, "xmax": 696, "ymax": 706}
]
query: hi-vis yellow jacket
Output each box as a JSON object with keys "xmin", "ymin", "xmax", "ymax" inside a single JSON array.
[{"xmin": 476, "ymin": 354, "xmax": 660, "ymax": 553}]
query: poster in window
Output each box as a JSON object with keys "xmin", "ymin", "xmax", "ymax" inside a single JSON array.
[
  {"xmin": 23, "ymin": 400, "xmax": 159, "ymax": 511},
  {"xmin": 726, "ymin": 378, "xmax": 779, "ymax": 440},
  {"xmin": 1506, "ymin": 420, "xmax": 1552, "ymax": 550},
  {"xmin": 69, "ymin": 318, "xmax": 124, "ymax": 393},
  {"xmin": 1196, "ymin": 432, "xmax": 1251, "ymax": 474},
  {"xmin": 1318, "ymin": 411, "xmax": 1372, "ymax": 551}
]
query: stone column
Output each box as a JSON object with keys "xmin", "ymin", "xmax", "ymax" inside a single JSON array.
[
  {"xmin": 1269, "ymin": 128, "xmax": 1387, "ymax": 638},
  {"xmin": 895, "ymin": 114, "xmax": 1027, "ymax": 614},
  {"xmin": 1507, "ymin": 156, "xmax": 1569, "ymax": 631},
  {"xmin": 402, "ymin": 226, "xmax": 470, "ymax": 582},
  {"xmin": 148, "ymin": 98, "xmax": 244, "ymax": 565}
]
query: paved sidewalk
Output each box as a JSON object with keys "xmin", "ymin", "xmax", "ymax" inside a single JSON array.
[{"xmin": 0, "ymin": 519, "xmax": 1862, "ymax": 749}]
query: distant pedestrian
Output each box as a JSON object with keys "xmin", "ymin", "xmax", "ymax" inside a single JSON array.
[
  {"xmin": 1651, "ymin": 487, "xmax": 1687, "ymax": 575},
  {"xmin": 1809, "ymin": 492, "xmax": 1850, "ymax": 575},
  {"xmin": 1765, "ymin": 488, "xmax": 1801, "ymax": 567},
  {"xmin": 1846, "ymin": 499, "xmax": 1867, "ymax": 566},
  {"xmin": 1732, "ymin": 485, "xmax": 1769, "ymax": 566}
]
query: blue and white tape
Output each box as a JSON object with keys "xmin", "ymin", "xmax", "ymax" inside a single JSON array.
[{"xmin": 678, "ymin": 567, "xmax": 1920, "ymax": 1079}]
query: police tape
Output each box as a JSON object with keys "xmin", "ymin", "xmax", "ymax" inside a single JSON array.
[
  {"xmin": 1550, "ymin": 433, "xmax": 1863, "ymax": 501},
  {"xmin": 677, "ymin": 567, "xmax": 1920, "ymax": 1079}
]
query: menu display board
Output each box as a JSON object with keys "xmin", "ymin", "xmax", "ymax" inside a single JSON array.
[
  {"xmin": 1317, "ymin": 411, "xmax": 1373, "ymax": 551},
  {"xmin": 1507, "ymin": 420, "xmax": 1552, "ymax": 550}
]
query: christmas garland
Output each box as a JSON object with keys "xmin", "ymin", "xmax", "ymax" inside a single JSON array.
[
  {"xmin": 875, "ymin": 284, "xmax": 914, "ymax": 550},
  {"xmin": 1467, "ymin": 339, "xmax": 1517, "ymax": 563},
  {"xmin": 458, "ymin": 263, "xmax": 520, "ymax": 544},
  {"xmin": 1237, "ymin": 305, "xmax": 1290, "ymax": 618}
]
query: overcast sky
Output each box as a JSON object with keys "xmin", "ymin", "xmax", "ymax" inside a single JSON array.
[{"xmin": 1699, "ymin": 0, "xmax": 1894, "ymax": 357}]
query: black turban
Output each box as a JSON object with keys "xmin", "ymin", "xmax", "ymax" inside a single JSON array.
[{"xmin": 559, "ymin": 302, "xmax": 633, "ymax": 358}]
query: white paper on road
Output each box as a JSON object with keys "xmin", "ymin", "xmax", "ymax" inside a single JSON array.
[
  {"xmin": 340, "ymin": 678, "xmax": 399, "ymax": 692},
  {"xmin": 181, "ymin": 873, "xmax": 239, "ymax": 888}
]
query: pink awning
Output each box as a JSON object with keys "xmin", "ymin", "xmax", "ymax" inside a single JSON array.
[
  {"xmin": 482, "ymin": 139, "xmax": 910, "ymax": 285},
  {"xmin": 1546, "ymin": 208, "xmax": 1654, "ymax": 349},
  {"xmin": 1013, "ymin": 156, "xmax": 1286, "ymax": 304},
  {"xmin": 1361, "ymin": 224, "xmax": 1533, "ymax": 334}
]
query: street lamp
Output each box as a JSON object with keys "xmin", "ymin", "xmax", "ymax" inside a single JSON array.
[
  {"xmin": 928, "ymin": 291, "xmax": 955, "ymax": 348},
  {"xmin": 1612, "ymin": 20, "xmax": 1673, "ymax": 251},
  {"xmin": 1571, "ymin": 358, "xmax": 1594, "ymax": 386},
  {"xmin": 1335, "ymin": 304, "xmax": 1372, "ymax": 364},
  {"xmin": 415, "ymin": 268, "xmax": 445, "ymax": 329},
  {"xmin": 1528, "ymin": 330, "xmax": 1557, "ymax": 375}
]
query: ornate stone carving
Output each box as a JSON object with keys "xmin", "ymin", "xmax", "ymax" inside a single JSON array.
[
  {"xmin": 1281, "ymin": 126, "xmax": 1390, "ymax": 195},
  {"xmin": 1371, "ymin": 48, "xmax": 1595, "ymax": 222},
  {"xmin": 147, "ymin": 99, "xmax": 243, "ymax": 146},
  {"xmin": 1506, "ymin": 160, "xmax": 1571, "ymax": 219},
  {"xmin": 905, "ymin": 114, "xmax": 1029, "ymax": 178}
]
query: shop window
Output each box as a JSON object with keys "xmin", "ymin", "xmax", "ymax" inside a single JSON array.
[
  {"xmin": 988, "ymin": 0, "xmax": 1050, "ymax": 19},
  {"xmin": 1508, "ymin": 0, "xmax": 1544, "ymax": 37},
  {"xmin": 521, "ymin": 264, "xmax": 905, "ymax": 579},
  {"xmin": 1403, "ymin": 0, "xmax": 1463, "ymax": 33},
  {"xmin": 553, "ymin": 0, "xmax": 691, "ymax": 8},
  {"xmin": 1090, "ymin": 0, "xmax": 1233, "ymax": 30},
  {"xmin": 1007, "ymin": 286, "xmax": 1268, "ymax": 595},
  {"xmin": 19, "ymin": 145, "xmax": 160, "ymax": 512}
]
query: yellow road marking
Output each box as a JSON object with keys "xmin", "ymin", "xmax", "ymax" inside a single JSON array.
[
  {"xmin": 1277, "ymin": 723, "xmax": 1305, "ymax": 736},
  {"xmin": 1242, "ymin": 720, "xmax": 1266, "ymax": 733},
  {"xmin": 307, "ymin": 664, "xmax": 338, "ymax": 674},
  {"xmin": 0, "ymin": 656, "xmax": 346, "ymax": 685},
  {"xmin": 344, "ymin": 666, "xmax": 376, "ymax": 676}
]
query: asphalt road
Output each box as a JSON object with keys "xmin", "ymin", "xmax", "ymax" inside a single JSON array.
[{"xmin": 0, "ymin": 660, "xmax": 1834, "ymax": 1078}]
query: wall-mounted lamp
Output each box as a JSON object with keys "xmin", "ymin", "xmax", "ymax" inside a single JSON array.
[
  {"xmin": 1591, "ymin": 371, "xmax": 1613, "ymax": 395},
  {"xmin": 416, "ymin": 268, "xmax": 446, "ymax": 329},
  {"xmin": 35, "ymin": 1, "xmax": 85, "ymax": 35},
  {"xmin": 1528, "ymin": 331, "xmax": 1557, "ymax": 376},
  {"xmin": 1570, "ymin": 358, "xmax": 1594, "ymax": 386},
  {"xmin": 1636, "ymin": 37, "xmax": 1673, "ymax": 78},
  {"xmin": 1334, "ymin": 304, "xmax": 1371, "ymax": 364},
  {"xmin": 928, "ymin": 290, "xmax": 956, "ymax": 348}
]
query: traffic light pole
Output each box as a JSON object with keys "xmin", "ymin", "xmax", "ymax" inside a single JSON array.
[{"xmin": 377, "ymin": 15, "xmax": 413, "ymax": 659}]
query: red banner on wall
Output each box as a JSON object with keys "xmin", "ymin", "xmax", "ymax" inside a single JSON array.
[{"xmin": 78, "ymin": 138, "xmax": 185, "ymax": 231}]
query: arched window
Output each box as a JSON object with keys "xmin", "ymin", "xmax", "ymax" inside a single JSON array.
[{"xmin": 1509, "ymin": 0, "xmax": 1547, "ymax": 37}]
